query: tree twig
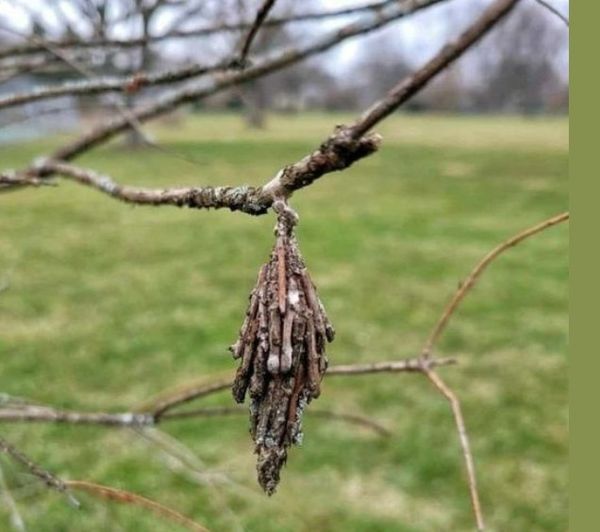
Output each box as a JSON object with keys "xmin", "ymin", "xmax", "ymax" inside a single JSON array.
[
  {"xmin": 28, "ymin": 0, "xmax": 445, "ymax": 168},
  {"xmin": 421, "ymin": 367, "xmax": 484, "ymax": 531},
  {"xmin": 532, "ymin": 0, "xmax": 569, "ymax": 26},
  {"xmin": 2, "ymin": 0, "xmax": 518, "ymax": 218},
  {"xmin": 162, "ymin": 406, "xmax": 393, "ymax": 437},
  {"xmin": 0, "ymin": 436, "xmax": 79, "ymax": 508},
  {"xmin": 0, "ymin": 357, "xmax": 454, "ymax": 426},
  {"xmin": 421, "ymin": 211, "xmax": 569, "ymax": 357},
  {"xmin": 64, "ymin": 480, "xmax": 208, "ymax": 532},
  {"xmin": 148, "ymin": 356, "xmax": 454, "ymax": 419},
  {"xmin": 0, "ymin": 60, "xmax": 231, "ymax": 110},
  {"xmin": 0, "ymin": 0, "xmax": 412, "ymax": 59},
  {"xmin": 348, "ymin": 0, "xmax": 522, "ymax": 139},
  {"xmin": 234, "ymin": 0, "xmax": 278, "ymax": 68}
]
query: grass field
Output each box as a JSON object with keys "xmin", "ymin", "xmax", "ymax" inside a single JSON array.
[{"xmin": 0, "ymin": 112, "xmax": 568, "ymax": 531}]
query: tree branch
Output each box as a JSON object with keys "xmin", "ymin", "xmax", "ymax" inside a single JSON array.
[
  {"xmin": 0, "ymin": 60, "xmax": 231, "ymax": 111},
  {"xmin": 64, "ymin": 481, "xmax": 208, "ymax": 532},
  {"xmin": 35, "ymin": 0, "xmax": 445, "ymax": 167},
  {"xmin": 421, "ymin": 211, "xmax": 569, "ymax": 357},
  {"xmin": 0, "ymin": 0, "xmax": 418, "ymax": 59},
  {"xmin": 234, "ymin": 0, "xmax": 278, "ymax": 67},
  {"xmin": 422, "ymin": 368, "xmax": 484, "ymax": 531},
  {"xmin": 148, "ymin": 356, "xmax": 455, "ymax": 419},
  {"xmin": 532, "ymin": 0, "xmax": 569, "ymax": 26},
  {"xmin": 348, "ymin": 0, "xmax": 522, "ymax": 139},
  {"xmin": 2, "ymin": 0, "xmax": 519, "ymax": 218},
  {"xmin": 0, "ymin": 436, "xmax": 79, "ymax": 507}
]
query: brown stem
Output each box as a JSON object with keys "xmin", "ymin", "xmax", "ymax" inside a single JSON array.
[
  {"xmin": 235, "ymin": 0, "xmax": 279, "ymax": 67},
  {"xmin": 421, "ymin": 212, "xmax": 569, "ymax": 357},
  {"xmin": 65, "ymin": 480, "xmax": 208, "ymax": 532},
  {"xmin": 422, "ymin": 368, "xmax": 484, "ymax": 531}
]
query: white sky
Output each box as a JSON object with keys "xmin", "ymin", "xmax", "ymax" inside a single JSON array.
[{"xmin": 0, "ymin": 0, "xmax": 569, "ymax": 72}]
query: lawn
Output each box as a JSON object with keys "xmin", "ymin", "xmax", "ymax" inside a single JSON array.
[{"xmin": 0, "ymin": 112, "xmax": 568, "ymax": 531}]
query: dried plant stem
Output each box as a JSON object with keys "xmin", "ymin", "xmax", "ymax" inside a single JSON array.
[
  {"xmin": 416, "ymin": 211, "xmax": 569, "ymax": 531},
  {"xmin": 65, "ymin": 480, "xmax": 208, "ymax": 532},
  {"xmin": 0, "ymin": 436, "xmax": 78, "ymax": 507},
  {"xmin": 422, "ymin": 368, "xmax": 484, "ymax": 531},
  {"xmin": 145, "ymin": 356, "xmax": 453, "ymax": 419},
  {"xmin": 421, "ymin": 211, "xmax": 569, "ymax": 356}
]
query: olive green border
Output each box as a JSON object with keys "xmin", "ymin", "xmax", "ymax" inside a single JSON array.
[{"xmin": 570, "ymin": 0, "xmax": 592, "ymax": 528}]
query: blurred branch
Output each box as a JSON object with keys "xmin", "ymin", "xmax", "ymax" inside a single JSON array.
[
  {"xmin": 0, "ymin": 357, "xmax": 455, "ymax": 427},
  {"xmin": 149, "ymin": 356, "xmax": 455, "ymax": 419},
  {"xmin": 0, "ymin": 0, "xmax": 423, "ymax": 59},
  {"xmin": 532, "ymin": 0, "xmax": 569, "ymax": 26},
  {"xmin": 161, "ymin": 407, "xmax": 392, "ymax": 437},
  {"xmin": 421, "ymin": 211, "xmax": 569, "ymax": 357},
  {"xmin": 0, "ymin": 60, "xmax": 231, "ymax": 110},
  {"xmin": 46, "ymin": 0, "xmax": 441, "ymax": 165},
  {"xmin": 347, "ymin": 0, "xmax": 521, "ymax": 138},
  {"xmin": 2, "ymin": 0, "xmax": 519, "ymax": 219},
  {"xmin": 64, "ymin": 481, "xmax": 208, "ymax": 532},
  {"xmin": 234, "ymin": 0, "xmax": 278, "ymax": 67},
  {"xmin": 0, "ymin": 436, "xmax": 79, "ymax": 507}
]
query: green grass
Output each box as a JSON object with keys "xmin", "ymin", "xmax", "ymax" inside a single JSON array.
[{"xmin": 0, "ymin": 112, "xmax": 568, "ymax": 531}]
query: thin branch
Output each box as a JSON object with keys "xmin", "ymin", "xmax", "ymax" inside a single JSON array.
[
  {"xmin": 0, "ymin": 60, "xmax": 231, "ymax": 110},
  {"xmin": 422, "ymin": 368, "xmax": 484, "ymax": 532},
  {"xmin": 0, "ymin": 407, "xmax": 154, "ymax": 426},
  {"xmin": 162, "ymin": 406, "xmax": 392, "ymax": 437},
  {"xmin": 234, "ymin": 0, "xmax": 278, "ymax": 67},
  {"xmin": 326, "ymin": 356, "xmax": 456, "ymax": 376},
  {"xmin": 348, "ymin": 0, "xmax": 522, "ymax": 139},
  {"xmin": 2, "ymin": 0, "xmax": 518, "ymax": 218},
  {"xmin": 0, "ymin": 0, "xmax": 412, "ymax": 59},
  {"xmin": 145, "ymin": 380, "xmax": 233, "ymax": 420},
  {"xmin": 0, "ymin": 357, "xmax": 454, "ymax": 426},
  {"xmin": 421, "ymin": 211, "xmax": 569, "ymax": 356},
  {"xmin": 0, "ymin": 436, "xmax": 79, "ymax": 508},
  {"xmin": 37, "ymin": 0, "xmax": 445, "ymax": 167},
  {"xmin": 148, "ymin": 356, "xmax": 455, "ymax": 418},
  {"xmin": 64, "ymin": 480, "xmax": 208, "ymax": 532},
  {"xmin": 532, "ymin": 0, "xmax": 569, "ymax": 26}
]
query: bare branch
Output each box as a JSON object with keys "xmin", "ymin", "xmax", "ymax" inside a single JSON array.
[
  {"xmin": 0, "ymin": 60, "xmax": 230, "ymax": 111},
  {"xmin": 64, "ymin": 480, "xmax": 208, "ymax": 532},
  {"xmin": 148, "ymin": 356, "xmax": 454, "ymax": 418},
  {"xmin": 532, "ymin": 0, "xmax": 569, "ymax": 26},
  {"xmin": 348, "ymin": 0, "xmax": 522, "ymax": 138},
  {"xmin": 421, "ymin": 211, "xmax": 569, "ymax": 357},
  {"xmin": 36, "ymin": 0, "xmax": 445, "ymax": 166},
  {"xmin": 0, "ymin": 0, "xmax": 420, "ymax": 59},
  {"xmin": 2, "ymin": 0, "xmax": 519, "ymax": 218},
  {"xmin": 234, "ymin": 0, "xmax": 278, "ymax": 67},
  {"xmin": 326, "ymin": 356, "xmax": 456, "ymax": 376},
  {"xmin": 422, "ymin": 368, "xmax": 484, "ymax": 531},
  {"xmin": 162, "ymin": 406, "xmax": 392, "ymax": 437},
  {"xmin": 0, "ymin": 436, "xmax": 79, "ymax": 507},
  {"xmin": 0, "ymin": 407, "xmax": 154, "ymax": 426},
  {"xmin": 28, "ymin": 130, "xmax": 379, "ymax": 213}
]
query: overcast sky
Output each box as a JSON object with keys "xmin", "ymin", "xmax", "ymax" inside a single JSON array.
[{"xmin": 0, "ymin": 0, "xmax": 569, "ymax": 73}]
